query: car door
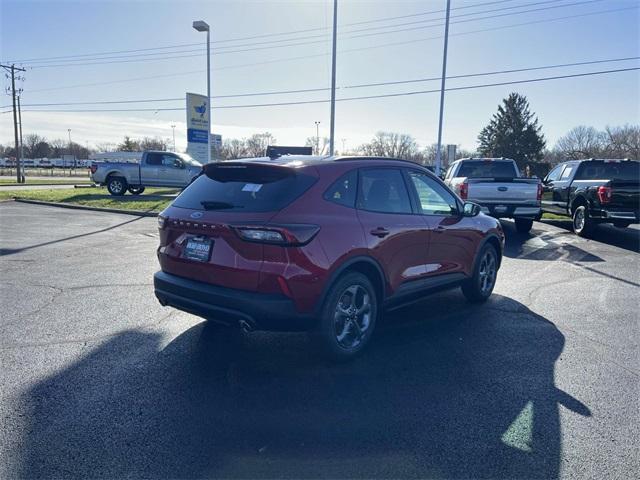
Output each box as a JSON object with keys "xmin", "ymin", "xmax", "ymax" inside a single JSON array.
[
  {"xmin": 405, "ymin": 169, "xmax": 475, "ymax": 278},
  {"xmin": 355, "ymin": 167, "xmax": 430, "ymax": 294},
  {"xmin": 159, "ymin": 153, "xmax": 188, "ymax": 187},
  {"xmin": 141, "ymin": 153, "xmax": 162, "ymax": 186},
  {"xmin": 541, "ymin": 164, "xmax": 565, "ymax": 213}
]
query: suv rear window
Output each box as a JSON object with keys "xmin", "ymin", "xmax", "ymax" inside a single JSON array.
[
  {"xmin": 172, "ymin": 164, "xmax": 316, "ymax": 212},
  {"xmin": 457, "ymin": 161, "xmax": 518, "ymax": 178},
  {"xmin": 575, "ymin": 161, "xmax": 640, "ymax": 181}
]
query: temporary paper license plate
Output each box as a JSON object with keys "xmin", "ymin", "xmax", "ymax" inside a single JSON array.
[
  {"xmin": 494, "ymin": 205, "xmax": 508, "ymax": 213},
  {"xmin": 182, "ymin": 237, "xmax": 212, "ymax": 262}
]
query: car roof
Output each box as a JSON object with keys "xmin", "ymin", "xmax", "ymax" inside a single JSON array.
[{"xmin": 221, "ymin": 155, "xmax": 429, "ymax": 169}]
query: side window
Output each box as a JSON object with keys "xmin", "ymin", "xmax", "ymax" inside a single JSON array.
[
  {"xmin": 162, "ymin": 154, "xmax": 179, "ymax": 167},
  {"xmin": 358, "ymin": 168, "xmax": 412, "ymax": 214},
  {"xmin": 559, "ymin": 165, "xmax": 574, "ymax": 180},
  {"xmin": 407, "ymin": 171, "xmax": 458, "ymax": 216},
  {"xmin": 324, "ymin": 169, "xmax": 358, "ymax": 208},
  {"xmin": 146, "ymin": 153, "xmax": 162, "ymax": 166},
  {"xmin": 545, "ymin": 164, "xmax": 564, "ymax": 182}
]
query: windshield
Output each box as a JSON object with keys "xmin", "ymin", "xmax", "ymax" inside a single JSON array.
[
  {"xmin": 575, "ymin": 161, "xmax": 640, "ymax": 181},
  {"xmin": 457, "ymin": 161, "xmax": 518, "ymax": 178}
]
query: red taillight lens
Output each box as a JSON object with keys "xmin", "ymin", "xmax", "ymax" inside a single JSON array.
[
  {"xmin": 90, "ymin": 163, "xmax": 97, "ymax": 174},
  {"xmin": 232, "ymin": 224, "xmax": 319, "ymax": 246},
  {"xmin": 459, "ymin": 182, "xmax": 468, "ymax": 200},
  {"xmin": 157, "ymin": 215, "xmax": 167, "ymax": 229},
  {"xmin": 597, "ymin": 186, "xmax": 612, "ymax": 204},
  {"xmin": 536, "ymin": 183, "xmax": 543, "ymax": 201}
]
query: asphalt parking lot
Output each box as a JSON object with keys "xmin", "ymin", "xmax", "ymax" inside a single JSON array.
[{"xmin": 0, "ymin": 201, "xmax": 638, "ymax": 479}]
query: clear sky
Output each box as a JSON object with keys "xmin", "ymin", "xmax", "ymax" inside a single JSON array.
[{"xmin": 1, "ymin": 0, "xmax": 639, "ymax": 153}]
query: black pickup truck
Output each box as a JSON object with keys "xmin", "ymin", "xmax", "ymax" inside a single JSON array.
[{"xmin": 541, "ymin": 159, "xmax": 639, "ymax": 236}]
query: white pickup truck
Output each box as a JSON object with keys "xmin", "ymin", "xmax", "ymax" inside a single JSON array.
[
  {"xmin": 444, "ymin": 158, "xmax": 542, "ymax": 233},
  {"xmin": 90, "ymin": 151, "xmax": 203, "ymax": 196}
]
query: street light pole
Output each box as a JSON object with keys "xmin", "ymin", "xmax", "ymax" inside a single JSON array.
[
  {"xmin": 68, "ymin": 128, "xmax": 75, "ymax": 169},
  {"xmin": 434, "ymin": 0, "xmax": 451, "ymax": 177},
  {"xmin": 171, "ymin": 124, "xmax": 176, "ymax": 152},
  {"xmin": 315, "ymin": 121, "xmax": 321, "ymax": 155},
  {"xmin": 328, "ymin": 0, "xmax": 338, "ymax": 156},
  {"xmin": 193, "ymin": 20, "xmax": 212, "ymax": 164}
]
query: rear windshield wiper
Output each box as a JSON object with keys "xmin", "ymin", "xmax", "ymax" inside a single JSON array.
[{"xmin": 200, "ymin": 201, "xmax": 242, "ymax": 210}]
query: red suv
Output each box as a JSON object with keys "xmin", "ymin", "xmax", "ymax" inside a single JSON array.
[{"xmin": 154, "ymin": 156, "xmax": 504, "ymax": 360}]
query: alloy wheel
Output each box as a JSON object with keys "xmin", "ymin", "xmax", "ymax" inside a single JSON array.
[{"xmin": 333, "ymin": 284, "xmax": 372, "ymax": 350}]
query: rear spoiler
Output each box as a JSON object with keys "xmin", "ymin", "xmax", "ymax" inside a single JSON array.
[{"xmin": 203, "ymin": 162, "xmax": 296, "ymax": 183}]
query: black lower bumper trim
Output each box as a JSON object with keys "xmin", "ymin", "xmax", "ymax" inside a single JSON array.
[{"xmin": 153, "ymin": 271, "xmax": 316, "ymax": 332}]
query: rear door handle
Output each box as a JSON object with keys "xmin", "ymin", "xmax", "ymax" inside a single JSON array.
[
  {"xmin": 434, "ymin": 226, "xmax": 446, "ymax": 233},
  {"xmin": 370, "ymin": 227, "xmax": 390, "ymax": 238}
]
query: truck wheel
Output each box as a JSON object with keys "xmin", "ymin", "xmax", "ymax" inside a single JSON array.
[
  {"xmin": 107, "ymin": 176, "xmax": 128, "ymax": 196},
  {"xmin": 514, "ymin": 218, "xmax": 533, "ymax": 234},
  {"xmin": 572, "ymin": 205, "xmax": 594, "ymax": 237},
  {"xmin": 313, "ymin": 272, "xmax": 378, "ymax": 362},
  {"xmin": 128, "ymin": 186, "xmax": 145, "ymax": 195},
  {"xmin": 462, "ymin": 243, "xmax": 498, "ymax": 303}
]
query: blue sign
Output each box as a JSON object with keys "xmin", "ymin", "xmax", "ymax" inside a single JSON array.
[{"xmin": 188, "ymin": 128, "xmax": 208, "ymax": 143}]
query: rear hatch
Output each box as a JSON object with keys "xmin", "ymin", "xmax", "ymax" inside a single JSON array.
[{"xmin": 157, "ymin": 162, "xmax": 317, "ymax": 292}]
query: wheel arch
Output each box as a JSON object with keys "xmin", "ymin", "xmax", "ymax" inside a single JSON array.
[
  {"xmin": 314, "ymin": 255, "xmax": 388, "ymax": 316},
  {"xmin": 478, "ymin": 233, "xmax": 503, "ymax": 270},
  {"xmin": 569, "ymin": 194, "xmax": 588, "ymax": 216}
]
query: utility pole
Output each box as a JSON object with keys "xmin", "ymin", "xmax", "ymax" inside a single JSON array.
[
  {"xmin": 328, "ymin": 0, "xmax": 338, "ymax": 156},
  {"xmin": 434, "ymin": 0, "xmax": 451, "ymax": 177},
  {"xmin": 341, "ymin": 138, "xmax": 346, "ymax": 154},
  {"xmin": 171, "ymin": 124, "xmax": 176, "ymax": 152},
  {"xmin": 2, "ymin": 64, "xmax": 26, "ymax": 183},
  {"xmin": 315, "ymin": 121, "xmax": 321, "ymax": 155},
  {"xmin": 17, "ymin": 95, "xmax": 24, "ymax": 166}
]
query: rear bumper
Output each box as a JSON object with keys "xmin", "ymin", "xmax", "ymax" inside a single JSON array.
[
  {"xmin": 477, "ymin": 203, "xmax": 541, "ymax": 219},
  {"xmin": 153, "ymin": 271, "xmax": 317, "ymax": 332},
  {"xmin": 591, "ymin": 208, "xmax": 639, "ymax": 222}
]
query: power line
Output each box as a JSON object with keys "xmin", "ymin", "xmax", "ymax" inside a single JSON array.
[
  {"xmin": 19, "ymin": 0, "xmax": 604, "ymax": 68},
  {"xmin": 9, "ymin": 56, "xmax": 638, "ymax": 108},
  {"xmin": 17, "ymin": 4, "xmax": 638, "ymax": 93},
  {"xmin": 10, "ymin": 67, "xmax": 638, "ymax": 113},
  {"xmin": 18, "ymin": 0, "xmax": 565, "ymax": 66},
  {"xmin": 4, "ymin": 0, "xmax": 519, "ymax": 64}
]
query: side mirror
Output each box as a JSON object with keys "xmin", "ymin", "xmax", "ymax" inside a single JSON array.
[
  {"xmin": 462, "ymin": 201, "xmax": 481, "ymax": 217},
  {"xmin": 173, "ymin": 159, "xmax": 184, "ymax": 169}
]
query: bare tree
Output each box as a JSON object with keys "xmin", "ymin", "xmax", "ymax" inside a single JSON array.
[
  {"xmin": 358, "ymin": 132, "xmax": 423, "ymax": 162},
  {"xmin": 139, "ymin": 136, "xmax": 168, "ymax": 151},
  {"xmin": 305, "ymin": 136, "xmax": 329, "ymax": 155},
  {"xmin": 554, "ymin": 126, "xmax": 605, "ymax": 160},
  {"xmin": 219, "ymin": 139, "xmax": 248, "ymax": 159},
  {"xmin": 49, "ymin": 138, "xmax": 67, "ymax": 157},
  {"xmin": 602, "ymin": 124, "xmax": 640, "ymax": 159},
  {"xmin": 244, "ymin": 132, "xmax": 275, "ymax": 157}
]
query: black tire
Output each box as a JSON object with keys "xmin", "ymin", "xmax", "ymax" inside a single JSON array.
[
  {"xmin": 613, "ymin": 221, "xmax": 631, "ymax": 229},
  {"xmin": 514, "ymin": 218, "xmax": 533, "ymax": 234},
  {"xmin": 572, "ymin": 205, "xmax": 594, "ymax": 237},
  {"xmin": 313, "ymin": 272, "xmax": 378, "ymax": 362},
  {"xmin": 127, "ymin": 185, "xmax": 145, "ymax": 195},
  {"xmin": 107, "ymin": 176, "xmax": 128, "ymax": 196},
  {"xmin": 462, "ymin": 243, "xmax": 498, "ymax": 303}
]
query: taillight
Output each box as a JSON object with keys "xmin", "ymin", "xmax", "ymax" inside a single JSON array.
[
  {"xmin": 90, "ymin": 163, "xmax": 97, "ymax": 174},
  {"xmin": 157, "ymin": 215, "xmax": 167, "ymax": 229},
  {"xmin": 597, "ymin": 186, "xmax": 612, "ymax": 204},
  {"xmin": 536, "ymin": 183, "xmax": 543, "ymax": 201},
  {"xmin": 232, "ymin": 224, "xmax": 319, "ymax": 246},
  {"xmin": 459, "ymin": 182, "xmax": 468, "ymax": 200}
]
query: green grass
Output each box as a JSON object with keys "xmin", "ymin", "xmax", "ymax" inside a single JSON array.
[
  {"xmin": 0, "ymin": 187, "xmax": 178, "ymax": 213},
  {"xmin": 0, "ymin": 178, "xmax": 92, "ymax": 185},
  {"xmin": 541, "ymin": 212, "xmax": 569, "ymax": 220}
]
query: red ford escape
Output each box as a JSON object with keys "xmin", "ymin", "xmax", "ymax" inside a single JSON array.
[{"xmin": 154, "ymin": 156, "xmax": 504, "ymax": 360}]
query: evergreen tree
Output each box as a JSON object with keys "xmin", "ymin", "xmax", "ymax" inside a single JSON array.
[{"xmin": 477, "ymin": 93, "xmax": 546, "ymax": 169}]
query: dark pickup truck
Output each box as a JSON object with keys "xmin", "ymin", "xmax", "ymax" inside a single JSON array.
[{"xmin": 541, "ymin": 159, "xmax": 640, "ymax": 236}]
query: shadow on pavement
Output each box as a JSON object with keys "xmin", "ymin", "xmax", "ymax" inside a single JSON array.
[
  {"xmin": 540, "ymin": 219, "xmax": 640, "ymax": 254},
  {"xmin": 0, "ymin": 215, "xmax": 145, "ymax": 256},
  {"xmin": 17, "ymin": 292, "xmax": 590, "ymax": 479}
]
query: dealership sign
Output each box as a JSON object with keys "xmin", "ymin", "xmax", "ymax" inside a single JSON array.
[{"xmin": 186, "ymin": 92, "xmax": 209, "ymax": 164}]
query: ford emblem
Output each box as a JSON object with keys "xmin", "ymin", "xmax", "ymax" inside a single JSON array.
[
  {"xmin": 497, "ymin": 186, "xmax": 508, "ymax": 192},
  {"xmin": 190, "ymin": 211, "xmax": 204, "ymax": 219}
]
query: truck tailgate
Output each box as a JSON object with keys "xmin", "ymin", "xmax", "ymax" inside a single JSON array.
[
  {"xmin": 609, "ymin": 180, "xmax": 640, "ymax": 209},
  {"xmin": 467, "ymin": 178, "xmax": 539, "ymax": 204}
]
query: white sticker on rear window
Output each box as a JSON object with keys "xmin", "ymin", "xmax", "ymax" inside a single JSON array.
[{"xmin": 242, "ymin": 183, "xmax": 263, "ymax": 192}]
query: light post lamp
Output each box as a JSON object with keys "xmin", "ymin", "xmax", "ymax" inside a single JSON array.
[
  {"xmin": 193, "ymin": 20, "xmax": 211, "ymax": 164},
  {"xmin": 171, "ymin": 124, "xmax": 176, "ymax": 152}
]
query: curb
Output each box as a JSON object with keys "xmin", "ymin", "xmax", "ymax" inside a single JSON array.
[{"xmin": 12, "ymin": 198, "xmax": 159, "ymax": 217}]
